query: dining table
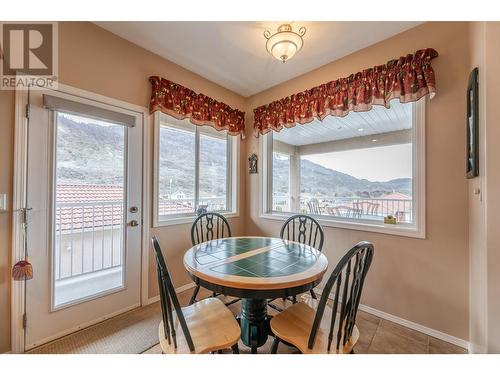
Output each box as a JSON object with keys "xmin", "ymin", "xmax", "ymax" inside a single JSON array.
[{"xmin": 183, "ymin": 236, "xmax": 328, "ymax": 353}]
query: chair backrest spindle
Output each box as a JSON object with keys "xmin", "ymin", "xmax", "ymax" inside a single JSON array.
[
  {"xmin": 307, "ymin": 241, "xmax": 374, "ymax": 351},
  {"xmin": 191, "ymin": 212, "xmax": 232, "ymax": 246},
  {"xmin": 279, "ymin": 214, "xmax": 325, "ymax": 251}
]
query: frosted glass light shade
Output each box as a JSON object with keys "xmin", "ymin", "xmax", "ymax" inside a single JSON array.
[{"xmin": 264, "ymin": 24, "xmax": 306, "ymax": 63}]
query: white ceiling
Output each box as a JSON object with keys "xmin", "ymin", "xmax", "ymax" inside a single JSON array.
[
  {"xmin": 274, "ymin": 100, "xmax": 413, "ymax": 146},
  {"xmin": 95, "ymin": 21, "xmax": 422, "ymax": 97}
]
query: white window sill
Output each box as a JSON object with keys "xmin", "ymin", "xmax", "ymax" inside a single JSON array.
[
  {"xmin": 260, "ymin": 212, "xmax": 425, "ymax": 239},
  {"xmin": 153, "ymin": 211, "xmax": 239, "ymax": 228}
]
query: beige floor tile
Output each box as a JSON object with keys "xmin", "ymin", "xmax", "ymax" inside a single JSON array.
[
  {"xmin": 142, "ymin": 344, "xmax": 162, "ymax": 354},
  {"xmin": 379, "ymin": 319, "xmax": 428, "ymax": 345},
  {"xmin": 355, "ymin": 315, "xmax": 380, "ymax": 352},
  {"xmin": 357, "ymin": 310, "xmax": 381, "ymax": 325},
  {"xmin": 428, "ymin": 337, "xmax": 467, "ymax": 354},
  {"xmin": 368, "ymin": 326, "xmax": 428, "ymax": 354}
]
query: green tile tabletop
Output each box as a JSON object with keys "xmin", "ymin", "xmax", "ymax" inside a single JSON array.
[{"xmin": 184, "ymin": 236, "xmax": 328, "ymax": 291}]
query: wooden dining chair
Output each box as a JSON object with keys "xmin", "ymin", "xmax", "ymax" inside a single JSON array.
[
  {"xmin": 280, "ymin": 214, "xmax": 324, "ymax": 300},
  {"xmin": 151, "ymin": 236, "xmax": 240, "ymax": 354},
  {"xmin": 269, "ymin": 241, "xmax": 374, "ymax": 354},
  {"xmin": 189, "ymin": 212, "xmax": 237, "ymax": 305}
]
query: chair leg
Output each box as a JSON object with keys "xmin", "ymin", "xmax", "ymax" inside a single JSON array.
[
  {"xmin": 350, "ymin": 348, "xmax": 355, "ymax": 354},
  {"xmin": 270, "ymin": 337, "xmax": 280, "ymax": 354},
  {"xmin": 231, "ymin": 343, "xmax": 239, "ymax": 354},
  {"xmin": 189, "ymin": 285, "xmax": 200, "ymax": 305},
  {"xmin": 292, "ymin": 295, "xmax": 297, "ymax": 304},
  {"xmin": 309, "ymin": 289, "xmax": 317, "ymax": 299},
  {"xmin": 217, "ymin": 350, "xmax": 223, "ymax": 354},
  {"xmin": 212, "ymin": 291, "xmax": 217, "ymax": 298}
]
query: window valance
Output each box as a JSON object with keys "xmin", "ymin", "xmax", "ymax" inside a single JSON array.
[
  {"xmin": 149, "ymin": 76, "xmax": 245, "ymax": 138},
  {"xmin": 253, "ymin": 48, "xmax": 438, "ymax": 137}
]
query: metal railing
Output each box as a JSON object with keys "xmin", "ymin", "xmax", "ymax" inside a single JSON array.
[
  {"xmin": 54, "ymin": 201, "xmax": 123, "ymax": 281},
  {"xmin": 273, "ymin": 195, "xmax": 413, "ymax": 223},
  {"xmin": 158, "ymin": 196, "xmax": 227, "ymax": 215}
]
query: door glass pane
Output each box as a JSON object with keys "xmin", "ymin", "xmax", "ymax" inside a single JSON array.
[
  {"xmin": 54, "ymin": 111, "xmax": 125, "ymax": 308},
  {"xmin": 199, "ymin": 126, "xmax": 228, "ymax": 212},
  {"xmin": 158, "ymin": 120, "xmax": 196, "ymax": 217}
]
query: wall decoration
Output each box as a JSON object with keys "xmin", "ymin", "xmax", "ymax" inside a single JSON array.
[
  {"xmin": 466, "ymin": 67, "xmax": 479, "ymax": 178},
  {"xmin": 248, "ymin": 154, "xmax": 258, "ymax": 174}
]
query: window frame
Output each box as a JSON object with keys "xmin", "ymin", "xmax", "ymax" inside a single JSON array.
[
  {"xmin": 260, "ymin": 99, "xmax": 426, "ymax": 239},
  {"xmin": 153, "ymin": 112, "xmax": 239, "ymax": 227}
]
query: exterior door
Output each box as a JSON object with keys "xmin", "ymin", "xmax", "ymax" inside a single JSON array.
[{"xmin": 22, "ymin": 87, "xmax": 143, "ymax": 350}]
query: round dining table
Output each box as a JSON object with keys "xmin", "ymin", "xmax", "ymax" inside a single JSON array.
[{"xmin": 183, "ymin": 236, "xmax": 328, "ymax": 353}]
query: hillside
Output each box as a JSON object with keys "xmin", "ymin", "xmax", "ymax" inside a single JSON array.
[
  {"xmin": 273, "ymin": 154, "xmax": 411, "ymax": 198},
  {"xmin": 56, "ymin": 114, "xmax": 411, "ymax": 198}
]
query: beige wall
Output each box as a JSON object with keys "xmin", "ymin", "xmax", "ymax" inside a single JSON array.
[
  {"xmin": 0, "ymin": 22, "xmax": 247, "ymax": 353},
  {"xmin": 484, "ymin": 22, "xmax": 500, "ymax": 353},
  {"xmin": 467, "ymin": 21, "xmax": 500, "ymax": 354},
  {"xmin": 468, "ymin": 22, "xmax": 487, "ymax": 353},
  {"xmin": 244, "ymin": 22, "xmax": 470, "ymax": 340}
]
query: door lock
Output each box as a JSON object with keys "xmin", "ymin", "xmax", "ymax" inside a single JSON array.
[{"xmin": 129, "ymin": 220, "xmax": 139, "ymax": 227}]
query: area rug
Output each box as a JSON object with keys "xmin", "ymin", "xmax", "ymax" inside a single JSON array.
[{"xmin": 28, "ymin": 303, "xmax": 162, "ymax": 354}]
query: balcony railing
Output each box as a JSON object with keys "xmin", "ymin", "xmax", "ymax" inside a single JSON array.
[
  {"xmin": 54, "ymin": 201, "xmax": 124, "ymax": 281},
  {"xmin": 158, "ymin": 196, "xmax": 228, "ymax": 216},
  {"xmin": 273, "ymin": 195, "xmax": 413, "ymax": 223}
]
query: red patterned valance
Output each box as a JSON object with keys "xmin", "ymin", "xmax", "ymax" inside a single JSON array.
[
  {"xmin": 254, "ymin": 48, "xmax": 439, "ymax": 137},
  {"xmin": 149, "ymin": 76, "xmax": 245, "ymax": 137}
]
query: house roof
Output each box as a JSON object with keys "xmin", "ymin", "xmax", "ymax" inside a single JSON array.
[
  {"xmin": 380, "ymin": 192, "xmax": 412, "ymax": 200},
  {"xmin": 55, "ymin": 184, "xmax": 193, "ymax": 232}
]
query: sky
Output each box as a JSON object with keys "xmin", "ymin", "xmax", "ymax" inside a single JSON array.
[{"xmin": 302, "ymin": 143, "xmax": 412, "ymax": 182}]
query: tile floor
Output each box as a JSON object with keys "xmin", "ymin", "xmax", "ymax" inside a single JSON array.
[{"xmin": 143, "ymin": 287, "xmax": 467, "ymax": 354}]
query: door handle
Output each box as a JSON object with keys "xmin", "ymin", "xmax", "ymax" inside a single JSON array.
[{"xmin": 129, "ymin": 220, "xmax": 139, "ymax": 227}]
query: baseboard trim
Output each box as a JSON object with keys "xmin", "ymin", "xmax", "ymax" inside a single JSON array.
[
  {"xmin": 313, "ymin": 287, "xmax": 469, "ymax": 351},
  {"xmin": 358, "ymin": 304, "xmax": 469, "ymax": 350},
  {"xmin": 147, "ymin": 282, "xmax": 197, "ymax": 305},
  {"xmin": 25, "ymin": 302, "xmax": 141, "ymax": 351}
]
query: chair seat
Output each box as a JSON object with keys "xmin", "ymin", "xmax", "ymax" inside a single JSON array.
[
  {"xmin": 159, "ymin": 297, "xmax": 240, "ymax": 354},
  {"xmin": 270, "ymin": 298, "xmax": 359, "ymax": 354}
]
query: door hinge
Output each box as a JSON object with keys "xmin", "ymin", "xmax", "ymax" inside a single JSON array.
[
  {"xmin": 23, "ymin": 313, "xmax": 27, "ymax": 329},
  {"xmin": 25, "ymin": 103, "xmax": 30, "ymax": 119}
]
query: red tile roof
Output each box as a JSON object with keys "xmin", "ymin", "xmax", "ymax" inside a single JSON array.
[{"xmin": 55, "ymin": 184, "xmax": 193, "ymax": 231}]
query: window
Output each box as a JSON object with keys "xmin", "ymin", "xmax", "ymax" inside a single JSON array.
[
  {"xmin": 262, "ymin": 99, "xmax": 425, "ymax": 237},
  {"xmin": 154, "ymin": 113, "xmax": 238, "ymax": 225}
]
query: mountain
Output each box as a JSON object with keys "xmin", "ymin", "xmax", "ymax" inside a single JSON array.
[
  {"xmin": 55, "ymin": 115, "xmax": 228, "ymax": 197},
  {"xmin": 273, "ymin": 155, "xmax": 411, "ymax": 198},
  {"xmin": 55, "ymin": 114, "xmax": 411, "ymax": 198},
  {"xmin": 56, "ymin": 114, "xmax": 125, "ymax": 186}
]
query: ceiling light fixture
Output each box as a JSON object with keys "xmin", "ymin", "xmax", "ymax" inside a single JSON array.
[
  {"xmin": 264, "ymin": 24, "xmax": 306, "ymax": 63},
  {"xmin": 358, "ymin": 128, "xmax": 364, "ymax": 132}
]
